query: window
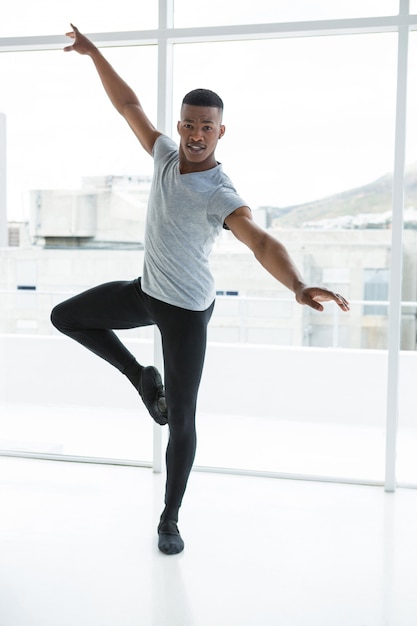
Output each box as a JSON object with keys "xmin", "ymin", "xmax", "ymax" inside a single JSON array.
[
  {"xmin": 0, "ymin": 1, "xmax": 157, "ymax": 37},
  {"xmin": 2, "ymin": 2, "xmax": 417, "ymax": 485},
  {"xmin": 173, "ymin": 34, "xmax": 396, "ymax": 214},
  {"xmin": 0, "ymin": 47, "xmax": 157, "ymax": 223},
  {"xmin": 174, "ymin": 0, "xmax": 398, "ymax": 28},
  {"xmin": 363, "ymin": 269, "xmax": 389, "ymax": 315}
]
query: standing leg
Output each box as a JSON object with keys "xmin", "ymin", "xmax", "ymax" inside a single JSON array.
[{"xmin": 147, "ymin": 296, "xmax": 215, "ymax": 554}]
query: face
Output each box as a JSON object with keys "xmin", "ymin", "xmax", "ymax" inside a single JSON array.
[{"xmin": 177, "ymin": 104, "xmax": 225, "ymax": 172}]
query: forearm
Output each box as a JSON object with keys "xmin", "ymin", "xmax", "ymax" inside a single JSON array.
[
  {"xmin": 253, "ymin": 235, "xmax": 306, "ymax": 294},
  {"xmin": 226, "ymin": 209, "xmax": 306, "ymax": 294},
  {"xmin": 88, "ymin": 47, "xmax": 140, "ymax": 114},
  {"xmin": 64, "ymin": 24, "xmax": 159, "ymax": 153}
]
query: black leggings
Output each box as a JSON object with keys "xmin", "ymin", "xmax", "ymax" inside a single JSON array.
[{"xmin": 51, "ymin": 278, "xmax": 214, "ymax": 519}]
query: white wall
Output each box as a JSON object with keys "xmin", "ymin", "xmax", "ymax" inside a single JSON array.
[{"xmin": 1, "ymin": 333, "xmax": 415, "ymax": 428}]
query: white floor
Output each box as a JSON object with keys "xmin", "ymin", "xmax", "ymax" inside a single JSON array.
[{"xmin": 0, "ymin": 457, "xmax": 416, "ymax": 626}]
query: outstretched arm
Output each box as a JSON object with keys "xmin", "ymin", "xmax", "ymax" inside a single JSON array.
[
  {"xmin": 64, "ymin": 24, "xmax": 161, "ymax": 155},
  {"xmin": 225, "ymin": 206, "xmax": 350, "ymax": 312}
]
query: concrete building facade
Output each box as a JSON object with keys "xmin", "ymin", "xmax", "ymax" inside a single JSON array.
[
  {"xmin": 0, "ymin": 177, "xmax": 415, "ymax": 349},
  {"xmin": 2, "ymin": 222, "xmax": 416, "ymax": 350}
]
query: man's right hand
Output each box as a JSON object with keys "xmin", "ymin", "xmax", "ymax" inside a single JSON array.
[{"xmin": 64, "ymin": 24, "xmax": 97, "ymax": 56}]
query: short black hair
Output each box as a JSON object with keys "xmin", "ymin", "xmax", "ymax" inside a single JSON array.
[{"xmin": 182, "ymin": 88, "xmax": 224, "ymax": 111}]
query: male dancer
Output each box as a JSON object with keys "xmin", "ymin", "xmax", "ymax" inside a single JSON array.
[{"xmin": 51, "ymin": 25, "xmax": 350, "ymax": 555}]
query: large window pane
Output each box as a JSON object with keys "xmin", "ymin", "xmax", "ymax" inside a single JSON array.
[
  {"xmin": 173, "ymin": 34, "xmax": 396, "ymax": 478},
  {"xmin": 174, "ymin": 0, "xmax": 398, "ymax": 28},
  {"xmin": 0, "ymin": 45, "xmax": 157, "ymax": 461},
  {"xmin": 174, "ymin": 34, "xmax": 396, "ymax": 352},
  {"xmin": 0, "ymin": 1, "xmax": 157, "ymax": 37},
  {"xmin": 1, "ymin": 46, "xmax": 156, "ymax": 222}
]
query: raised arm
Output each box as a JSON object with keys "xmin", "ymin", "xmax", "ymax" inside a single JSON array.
[
  {"xmin": 225, "ymin": 206, "xmax": 350, "ymax": 312},
  {"xmin": 64, "ymin": 24, "xmax": 161, "ymax": 155}
]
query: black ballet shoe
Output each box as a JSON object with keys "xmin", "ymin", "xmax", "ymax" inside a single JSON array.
[
  {"xmin": 158, "ymin": 520, "xmax": 184, "ymax": 555},
  {"xmin": 138, "ymin": 366, "xmax": 168, "ymax": 426}
]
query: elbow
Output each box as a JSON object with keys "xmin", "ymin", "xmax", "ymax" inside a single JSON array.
[{"xmin": 251, "ymin": 232, "xmax": 269, "ymax": 260}]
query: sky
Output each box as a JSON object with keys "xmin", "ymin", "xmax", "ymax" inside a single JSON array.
[{"xmin": 1, "ymin": 0, "xmax": 416, "ymax": 221}]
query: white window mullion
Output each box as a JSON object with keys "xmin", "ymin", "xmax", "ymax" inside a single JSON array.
[
  {"xmin": 385, "ymin": 0, "xmax": 410, "ymax": 492},
  {"xmin": 157, "ymin": 0, "xmax": 174, "ymax": 135},
  {"xmin": 153, "ymin": 0, "xmax": 174, "ymax": 472}
]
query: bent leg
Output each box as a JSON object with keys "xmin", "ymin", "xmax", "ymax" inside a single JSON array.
[
  {"xmin": 51, "ymin": 279, "xmax": 167, "ymax": 425},
  {"xmin": 51, "ymin": 279, "xmax": 153, "ymax": 373}
]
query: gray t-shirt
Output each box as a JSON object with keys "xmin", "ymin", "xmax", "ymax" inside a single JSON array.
[{"xmin": 141, "ymin": 134, "xmax": 247, "ymax": 311}]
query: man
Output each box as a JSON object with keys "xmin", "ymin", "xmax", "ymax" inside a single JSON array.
[{"xmin": 51, "ymin": 24, "xmax": 350, "ymax": 555}]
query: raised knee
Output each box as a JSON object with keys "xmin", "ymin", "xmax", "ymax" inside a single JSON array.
[
  {"xmin": 50, "ymin": 303, "xmax": 67, "ymax": 332},
  {"xmin": 50, "ymin": 305, "xmax": 59, "ymax": 329}
]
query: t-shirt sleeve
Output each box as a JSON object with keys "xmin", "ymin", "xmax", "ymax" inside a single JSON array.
[
  {"xmin": 152, "ymin": 134, "xmax": 178, "ymax": 160},
  {"xmin": 210, "ymin": 184, "xmax": 248, "ymax": 230}
]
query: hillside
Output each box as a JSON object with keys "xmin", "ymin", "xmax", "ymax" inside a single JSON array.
[{"xmin": 266, "ymin": 162, "xmax": 417, "ymax": 228}]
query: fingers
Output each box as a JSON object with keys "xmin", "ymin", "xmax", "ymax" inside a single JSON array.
[
  {"xmin": 64, "ymin": 24, "xmax": 79, "ymax": 52},
  {"xmin": 65, "ymin": 23, "xmax": 78, "ymax": 38},
  {"xmin": 302, "ymin": 287, "xmax": 350, "ymax": 312},
  {"xmin": 333, "ymin": 293, "xmax": 350, "ymax": 311}
]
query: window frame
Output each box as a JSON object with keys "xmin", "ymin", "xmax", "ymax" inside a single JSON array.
[{"xmin": 1, "ymin": 0, "xmax": 417, "ymax": 490}]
